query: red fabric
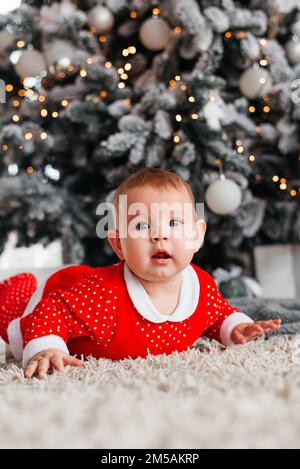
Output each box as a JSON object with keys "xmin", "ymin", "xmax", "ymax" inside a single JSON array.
[
  {"xmin": 0, "ymin": 273, "xmax": 37, "ymax": 343},
  {"xmin": 19, "ymin": 261, "xmax": 239, "ymax": 360}
]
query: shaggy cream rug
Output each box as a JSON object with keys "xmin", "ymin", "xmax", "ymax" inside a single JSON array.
[{"xmin": 1, "ymin": 335, "xmax": 300, "ymax": 449}]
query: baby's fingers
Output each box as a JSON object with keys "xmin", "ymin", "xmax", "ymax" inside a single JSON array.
[
  {"xmin": 255, "ymin": 320, "xmax": 281, "ymax": 333},
  {"xmin": 37, "ymin": 358, "xmax": 50, "ymax": 379},
  {"xmin": 24, "ymin": 360, "xmax": 38, "ymax": 378},
  {"xmin": 51, "ymin": 356, "xmax": 65, "ymax": 373},
  {"xmin": 244, "ymin": 324, "xmax": 264, "ymax": 337},
  {"xmin": 63, "ymin": 355, "xmax": 83, "ymax": 367},
  {"xmin": 231, "ymin": 329, "xmax": 247, "ymax": 344}
]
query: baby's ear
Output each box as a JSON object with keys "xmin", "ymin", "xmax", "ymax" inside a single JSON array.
[{"xmin": 107, "ymin": 229, "xmax": 125, "ymax": 260}]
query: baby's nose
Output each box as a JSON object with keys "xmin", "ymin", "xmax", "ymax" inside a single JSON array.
[{"xmin": 150, "ymin": 225, "xmax": 171, "ymax": 241}]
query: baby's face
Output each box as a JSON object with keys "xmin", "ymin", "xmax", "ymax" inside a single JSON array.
[{"xmin": 108, "ymin": 186, "xmax": 206, "ymax": 282}]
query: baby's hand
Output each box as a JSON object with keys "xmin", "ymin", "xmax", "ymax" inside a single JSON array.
[
  {"xmin": 231, "ymin": 319, "xmax": 281, "ymax": 344},
  {"xmin": 24, "ymin": 348, "xmax": 83, "ymax": 380}
]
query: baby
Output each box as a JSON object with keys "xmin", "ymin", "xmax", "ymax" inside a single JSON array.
[{"xmin": 0, "ymin": 168, "xmax": 281, "ymax": 379}]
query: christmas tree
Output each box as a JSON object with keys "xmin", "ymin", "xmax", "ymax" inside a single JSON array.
[{"xmin": 0, "ymin": 0, "xmax": 299, "ymax": 278}]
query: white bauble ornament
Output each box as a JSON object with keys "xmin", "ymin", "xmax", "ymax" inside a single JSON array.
[
  {"xmin": 88, "ymin": 6, "xmax": 114, "ymax": 33},
  {"xmin": 44, "ymin": 40, "xmax": 75, "ymax": 69},
  {"xmin": 239, "ymin": 67, "xmax": 272, "ymax": 99},
  {"xmin": 286, "ymin": 38, "xmax": 300, "ymax": 64},
  {"xmin": 139, "ymin": 17, "xmax": 171, "ymax": 51},
  {"xmin": 15, "ymin": 49, "xmax": 47, "ymax": 77},
  {"xmin": 205, "ymin": 178, "xmax": 242, "ymax": 215},
  {"xmin": 0, "ymin": 30, "xmax": 15, "ymax": 54}
]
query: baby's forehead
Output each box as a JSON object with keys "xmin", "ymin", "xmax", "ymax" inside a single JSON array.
[
  {"xmin": 122, "ymin": 187, "xmax": 195, "ymax": 220},
  {"xmin": 126, "ymin": 185, "xmax": 192, "ymax": 205}
]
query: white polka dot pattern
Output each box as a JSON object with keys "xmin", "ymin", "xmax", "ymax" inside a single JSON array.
[
  {"xmin": 0, "ymin": 273, "xmax": 37, "ymax": 343},
  {"xmin": 133, "ymin": 314, "xmax": 191, "ymax": 353},
  {"xmin": 22, "ymin": 274, "xmax": 118, "ymax": 349},
  {"xmin": 201, "ymin": 278, "xmax": 239, "ymax": 342}
]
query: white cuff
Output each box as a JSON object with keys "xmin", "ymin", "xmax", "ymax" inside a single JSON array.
[
  {"xmin": 22, "ymin": 335, "xmax": 69, "ymax": 368},
  {"xmin": 220, "ymin": 312, "xmax": 254, "ymax": 346}
]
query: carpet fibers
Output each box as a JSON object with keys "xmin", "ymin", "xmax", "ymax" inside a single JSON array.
[{"xmin": 1, "ymin": 335, "xmax": 300, "ymax": 449}]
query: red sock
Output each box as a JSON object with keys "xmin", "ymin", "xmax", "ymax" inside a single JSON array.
[{"xmin": 0, "ymin": 273, "xmax": 37, "ymax": 343}]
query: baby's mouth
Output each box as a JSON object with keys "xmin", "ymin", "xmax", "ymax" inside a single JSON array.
[{"xmin": 151, "ymin": 249, "xmax": 172, "ymax": 259}]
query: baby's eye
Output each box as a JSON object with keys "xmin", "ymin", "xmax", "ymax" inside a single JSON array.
[
  {"xmin": 170, "ymin": 219, "xmax": 182, "ymax": 227},
  {"xmin": 136, "ymin": 222, "xmax": 150, "ymax": 230}
]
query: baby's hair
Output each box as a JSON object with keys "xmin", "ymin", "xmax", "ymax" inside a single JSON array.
[{"xmin": 112, "ymin": 167, "xmax": 195, "ymax": 211}]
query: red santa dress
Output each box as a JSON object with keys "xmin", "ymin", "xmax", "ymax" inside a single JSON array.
[{"xmin": 1, "ymin": 260, "xmax": 253, "ymax": 368}]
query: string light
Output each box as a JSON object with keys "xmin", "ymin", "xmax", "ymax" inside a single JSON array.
[
  {"xmin": 175, "ymin": 75, "xmax": 181, "ymax": 81},
  {"xmin": 5, "ymin": 84, "xmax": 13, "ymax": 92},
  {"xmin": 280, "ymin": 183, "xmax": 287, "ymax": 190},
  {"xmin": 99, "ymin": 35, "xmax": 106, "ymax": 43},
  {"xmin": 100, "ymin": 90, "xmax": 108, "ymax": 97},
  {"xmin": 237, "ymin": 146, "xmax": 244, "ymax": 153},
  {"xmin": 25, "ymin": 89, "xmax": 34, "ymax": 98},
  {"xmin": 52, "ymin": 111, "xmax": 58, "ymax": 118},
  {"xmin": 272, "ymin": 175, "xmax": 279, "ymax": 182},
  {"xmin": 121, "ymin": 73, "xmax": 128, "ymax": 80},
  {"xmin": 26, "ymin": 166, "xmax": 33, "ymax": 174},
  {"xmin": 235, "ymin": 139, "xmax": 242, "ymax": 146},
  {"xmin": 12, "ymin": 100, "xmax": 20, "ymax": 107},
  {"xmin": 105, "ymin": 61, "xmax": 112, "ymax": 68},
  {"xmin": 61, "ymin": 100, "xmax": 68, "ymax": 107},
  {"xmin": 188, "ymin": 96, "xmax": 195, "ymax": 102},
  {"xmin": 12, "ymin": 114, "xmax": 19, "ymax": 122},
  {"xmin": 38, "ymin": 95, "xmax": 46, "ymax": 103},
  {"xmin": 225, "ymin": 31, "xmax": 232, "ymax": 39},
  {"xmin": 8, "ymin": 164, "xmax": 18, "ymax": 176},
  {"xmin": 2, "ymin": 145, "xmax": 8, "ymax": 151},
  {"xmin": 152, "ymin": 7, "xmax": 160, "ymax": 15},
  {"xmin": 40, "ymin": 132, "xmax": 47, "ymax": 140},
  {"xmin": 124, "ymin": 63, "xmax": 131, "ymax": 71},
  {"xmin": 25, "ymin": 132, "xmax": 33, "ymax": 140},
  {"xmin": 290, "ymin": 189, "xmax": 297, "ymax": 197},
  {"xmin": 191, "ymin": 113, "xmax": 199, "ymax": 119},
  {"xmin": 260, "ymin": 59, "xmax": 268, "ymax": 66},
  {"xmin": 249, "ymin": 155, "xmax": 255, "ymax": 161},
  {"xmin": 118, "ymin": 68, "xmax": 124, "ymax": 74},
  {"xmin": 122, "ymin": 49, "xmax": 129, "ymax": 57},
  {"xmin": 263, "ymin": 105, "xmax": 270, "ymax": 113},
  {"xmin": 130, "ymin": 11, "xmax": 138, "ymax": 19},
  {"xmin": 174, "ymin": 26, "xmax": 182, "ymax": 34},
  {"xmin": 118, "ymin": 82, "xmax": 125, "ymax": 89},
  {"xmin": 259, "ymin": 38, "xmax": 267, "ymax": 46},
  {"xmin": 40, "ymin": 109, "xmax": 48, "ymax": 117},
  {"xmin": 236, "ymin": 31, "xmax": 246, "ymax": 39},
  {"xmin": 175, "ymin": 114, "xmax": 182, "ymax": 122},
  {"xmin": 173, "ymin": 134, "xmax": 180, "ymax": 143},
  {"xmin": 16, "ymin": 40, "xmax": 25, "ymax": 48},
  {"xmin": 80, "ymin": 69, "xmax": 87, "ymax": 77},
  {"xmin": 128, "ymin": 46, "xmax": 136, "ymax": 54},
  {"xmin": 168, "ymin": 79, "xmax": 176, "ymax": 87},
  {"xmin": 249, "ymin": 106, "xmax": 256, "ymax": 113},
  {"xmin": 180, "ymin": 84, "xmax": 187, "ymax": 91}
]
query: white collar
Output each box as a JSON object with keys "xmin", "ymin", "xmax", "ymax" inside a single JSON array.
[{"xmin": 123, "ymin": 261, "xmax": 200, "ymax": 323}]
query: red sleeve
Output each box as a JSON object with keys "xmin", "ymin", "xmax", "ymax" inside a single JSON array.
[
  {"xmin": 20, "ymin": 289, "xmax": 91, "ymax": 348},
  {"xmin": 201, "ymin": 273, "xmax": 240, "ymax": 343},
  {"xmin": 20, "ymin": 273, "xmax": 119, "ymax": 366}
]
